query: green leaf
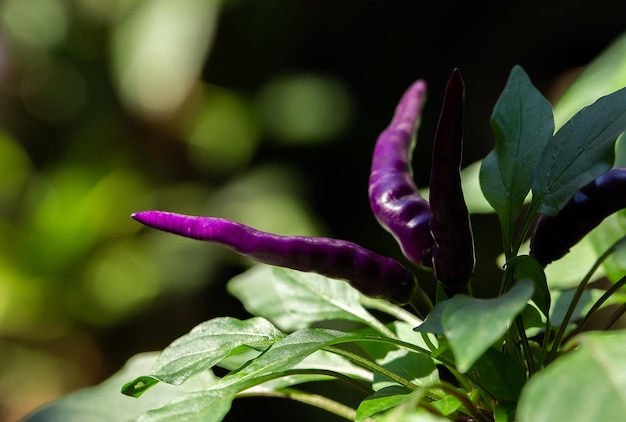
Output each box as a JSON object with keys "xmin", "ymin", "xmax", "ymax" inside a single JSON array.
[
  {"xmin": 136, "ymin": 390, "xmax": 235, "ymax": 422},
  {"xmin": 442, "ymin": 279, "xmax": 534, "ymax": 373},
  {"xmin": 23, "ymin": 353, "xmax": 217, "ymax": 422},
  {"xmin": 481, "ymin": 65, "xmax": 554, "ymax": 243},
  {"xmin": 359, "ymin": 322, "xmax": 439, "ymax": 391},
  {"xmin": 532, "ymin": 86, "xmax": 626, "ymax": 216},
  {"xmin": 375, "ymin": 390, "xmax": 454, "ymax": 421},
  {"xmin": 356, "ymin": 385, "xmax": 413, "ymax": 421},
  {"xmin": 413, "ymin": 299, "xmax": 450, "ymax": 335},
  {"xmin": 508, "ymin": 255, "xmax": 550, "ymax": 316},
  {"xmin": 135, "ymin": 329, "xmax": 382, "ymax": 422},
  {"xmin": 517, "ymin": 330, "xmax": 626, "ymax": 422},
  {"xmin": 227, "ymin": 265, "xmax": 388, "ymax": 332},
  {"xmin": 122, "ymin": 317, "xmax": 284, "ymax": 396},
  {"xmin": 472, "ymin": 347, "xmax": 527, "ymax": 402}
]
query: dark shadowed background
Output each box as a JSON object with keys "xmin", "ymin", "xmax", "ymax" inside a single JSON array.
[{"xmin": 0, "ymin": 1, "xmax": 624, "ymax": 420}]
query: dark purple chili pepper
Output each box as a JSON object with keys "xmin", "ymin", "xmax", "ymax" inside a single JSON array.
[
  {"xmin": 368, "ymin": 79, "xmax": 435, "ymax": 268},
  {"xmin": 530, "ymin": 167, "xmax": 626, "ymax": 267},
  {"xmin": 428, "ymin": 68, "xmax": 475, "ymax": 296},
  {"xmin": 132, "ymin": 210, "xmax": 417, "ymax": 303}
]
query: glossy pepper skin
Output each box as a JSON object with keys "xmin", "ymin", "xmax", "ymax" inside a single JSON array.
[
  {"xmin": 368, "ymin": 79, "xmax": 435, "ymax": 268},
  {"xmin": 132, "ymin": 211, "xmax": 417, "ymax": 304},
  {"xmin": 428, "ymin": 69, "xmax": 475, "ymax": 296},
  {"xmin": 530, "ymin": 167, "xmax": 626, "ymax": 267}
]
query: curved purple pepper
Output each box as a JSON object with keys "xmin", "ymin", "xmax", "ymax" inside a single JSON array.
[
  {"xmin": 530, "ymin": 167, "xmax": 626, "ymax": 267},
  {"xmin": 368, "ymin": 79, "xmax": 435, "ymax": 268},
  {"xmin": 132, "ymin": 211, "xmax": 417, "ymax": 304},
  {"xmin": 429, "ymin": 69, "xmax": 475, "ymax": 296}
]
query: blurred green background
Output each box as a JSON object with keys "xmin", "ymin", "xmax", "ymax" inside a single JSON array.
[{"xmin": 0, "ymin": 0, "xmax": 625, "ymax": 420}]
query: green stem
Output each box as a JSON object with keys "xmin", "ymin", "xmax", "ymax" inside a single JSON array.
[
  {"xmin": 600, "ymin": 302, "xmax": 626, "ymax": 330},
  {"xmin": 360, "ymin": 296, "xmax": 423, "ymax": 327},
  {"xmin": 572, "ymin": 274, "xmax": 626, "ymax": 336},
  {"xmin": 512, "ymin": 200, "xmax": 540, "ymax": 257},
  {"xmin": 516, "ymin": 315, "xmax": 535, "ymax": 375},
  {"xmin": 536, "ymin": 314, "xmax": 552, "ymax": 369},
  {"xmin": 237, "ymin": 387, "xmax": 359, "ymax": 421},
  {"xmin": 436, "ymin": 381, "xmax": 491, "ymax": 422},
  {"xmin": 324, "ymin": 345, "xmax": 427, "ymax": 395},
  {"xmin": 546, "ymin": 234, "xmax": 626, "ymax": 363}
]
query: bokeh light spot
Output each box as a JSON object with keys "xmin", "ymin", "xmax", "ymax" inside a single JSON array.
[
  {"xmin": 186, "ymin": 86, "xmax": 261, "ymax": 175},
  {"xmin": 255, "ymin": 73, "xmax": 353, "ymax": 145},
  {"xmin": 1, "ymin": 0, "xmax": 68, "ymax": 49},
  {"xmin": 110, "ymin": 0, "xmax": 221, "ymax": 117}
]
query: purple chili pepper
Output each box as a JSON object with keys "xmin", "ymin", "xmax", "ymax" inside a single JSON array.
[
  {"xmin": 530, "ymin": 167, "xmax": 626, "ymax": 267},
  {"xmin": 368, "ymin": 79, "xmax": 435, "ymax": 268},
  {"xmin": 429, "ymin": 68, "xmax": 475, "ymax": 296},
  {"xmin": 132, "ymin": 211, "xmax": 417, "ymax": 304}
]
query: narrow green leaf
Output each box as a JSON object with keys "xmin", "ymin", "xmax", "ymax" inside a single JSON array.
[
  {"xmin": 481, "ymin": 65, "xmax": 554, "ymax": 241},
  {"xmin": 532, "ymin": 86, "xmax": 626, "ymax": 216},
  {"xmin": 227, "ymin": 265, "xmax": 389, "ymax": 332},
  {"xmin": 442, "ymin": 279, "xmax": 534, "ymax": 373},
  {"xmin": 508, "ymin": 255, "xmax": 550, "ymax": 316},
  {"xmin": 122, "ymin": 317, "xmax": 284, "ymax": 396},
  {"xmin": 517, "ymin": 330, "xmax": 626, "ymax": 422}
]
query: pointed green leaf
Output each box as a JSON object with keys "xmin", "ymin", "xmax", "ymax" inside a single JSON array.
[
  {"xmin": 481, "ymin": 66, "xmax": 554, "ymax": 241},
  {"xmin": 413, "ymin": 299, "xmax": 450, "ymax": 335},
  {"xmin": 227, "ymin": 265, "xmax": 386, "ymax": 332},
  {"xmin": 122, "ymin": 317, "xmax": 284, "ymax": 396},
  {"xmin": 517, "ymin": 330, "xmax": 626, "ymax": 422},
  {"xmin": 532, "ymin": 86, "xmax": 626, "ymax": 216},
  {"xmin": 442, "ymin": 279, "xmax": 534, "ymax": 373}
]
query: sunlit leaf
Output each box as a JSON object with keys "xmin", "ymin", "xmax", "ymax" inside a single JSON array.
[
  {"xmin": 359, "ymin": 322, "xmax": 439, "ymax": 391},
  {"xmin": 374, "ymin": 390, "xmax": 454, "ymax": 421},
  {"xmin": 517, "ymin": 330, "xmax": 626, "ymax": 422},
  {"xmin": 227, "ymin": 265, "xmax": 388, "ymax": 332},
  {"xmin": 122, "ymin": 317, "xmax": 284, "ymax": 397},
  {"xmin": 356, "ymin": 385, "xmax": 412, "ymax": 421},
  {"xmin": 135, "ymin": 329, "xmax": 382, "ymax": 422}
]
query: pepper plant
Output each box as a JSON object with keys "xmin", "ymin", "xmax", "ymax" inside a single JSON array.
[{"xmin": 25, "ymin": 34, "xmax": 626, "ymax": 422}]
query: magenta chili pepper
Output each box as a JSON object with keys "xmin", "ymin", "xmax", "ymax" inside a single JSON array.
[
  {"xmin": 530, "ymin": 167, "xmax": 626, "ymax": 267},
  {"xmin": 368, "ymin": 79, "xmax": 435, "ymax": 268},
  {"xmin": 428, "ymin": 68, "xmax": 475, "ymax": 296},
  {"xmin": 132, "ymin": 211, "xmax": 417, "ymax": 304}
]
